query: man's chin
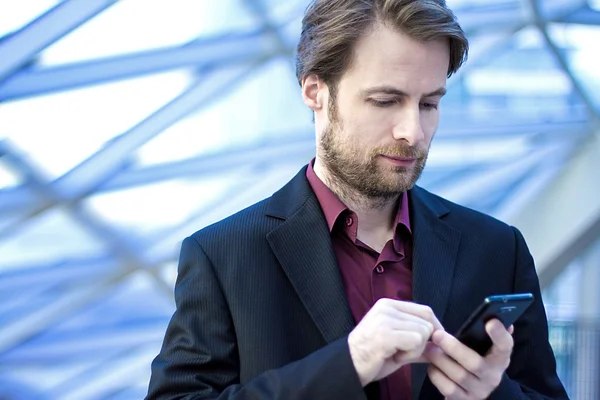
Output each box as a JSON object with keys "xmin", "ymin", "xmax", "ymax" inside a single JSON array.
[{"xmin": 368, "ymin": 179, "xmax": 417, "ymax": 197}]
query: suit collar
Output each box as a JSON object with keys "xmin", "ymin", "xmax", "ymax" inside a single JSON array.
[
  {"xmin": 265, "ymin": 166, "xmax": 311, "ymax": 220},
  {"xmin": 409, "ymin": 185, "xmax": 450, "ymax": 219}
]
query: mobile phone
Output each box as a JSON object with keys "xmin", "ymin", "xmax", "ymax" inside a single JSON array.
[{"xmin": 454, "ymin": 293, "xmax": 534, "ymax": 355}]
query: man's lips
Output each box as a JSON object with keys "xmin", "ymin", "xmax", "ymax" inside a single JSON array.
[
  {"xmin": 382, "ymin": 155, "xmax": 416, "ymax": 161},
  {"xmin": 380, "ymin": 154, "xmax": 417, "ymax": 166}
]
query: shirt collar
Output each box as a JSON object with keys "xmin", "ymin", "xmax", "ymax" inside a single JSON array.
[{"xmin": 306, "ymin": 159, "xmax": 412, "ymax": 236}]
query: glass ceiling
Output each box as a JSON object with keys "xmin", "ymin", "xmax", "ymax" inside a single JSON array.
[{"xmin": 0, "ymin": 0, "xmax": 599, "ymax": 398}]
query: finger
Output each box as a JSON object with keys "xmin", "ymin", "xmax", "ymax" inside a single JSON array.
[
  {"xmin": 391, "ymin": 320, "xmax": 434, "ymax": 341},
  {"xmin": 485, "ymin": 319, "xmax": 514, "ymax": 355},
  {"xmin": 384, "ymin": 330, "xmax": 428, "ymax": 356},
  {"xmin": 376, "ymin": 307, "xmax": 435, "ymax": 336},
  {"xmin": 508, "ymin": 325, "xmax": 514, "ymax": 335},
  {"xmin": 428, "ymin": 365, "xmax": 469, "ymax": 400},
  {"xmin": 377, "ymin": 299, "xmax": 444, "ymax": 331},
  {"xmin": 403, "ymin": 342, "xmax": 438, "ymax": 364},
  {"xmin": 424, "ymin": 343, "xmax": 483, "ymax": 394},
  {"xmin": 431, "ymin": 330, "xmax": 486, "ymax": 377}
]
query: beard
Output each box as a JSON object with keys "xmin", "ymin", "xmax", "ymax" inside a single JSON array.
[{"xmin": 318, "ymin": 97, "xmax": 430, "ymax": 208}]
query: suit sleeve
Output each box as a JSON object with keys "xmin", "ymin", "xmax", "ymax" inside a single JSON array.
[
  {"xmin": 489, "ymin": 227, "xmax": 569, "ymax": 400},
  {"xmin": 146, "ymin": 237, "xmax": 366, "ymax": 400}
]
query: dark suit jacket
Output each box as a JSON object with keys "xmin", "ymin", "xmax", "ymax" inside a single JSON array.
[{"xmin": 147, "ymin": 166, "xmax": 568, "ymax": 400}]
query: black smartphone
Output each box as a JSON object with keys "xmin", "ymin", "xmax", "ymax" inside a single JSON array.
[{"xmin": 454, "ymin": 293, "xmax": 534, "ymax": 355}]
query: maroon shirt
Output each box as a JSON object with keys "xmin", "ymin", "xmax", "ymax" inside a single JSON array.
[{"xmin": 306, "ymin": 161, "xmax": 413, "ymax": 400}]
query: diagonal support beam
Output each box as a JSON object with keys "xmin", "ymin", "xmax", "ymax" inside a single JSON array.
[
  {"xmin": 0, "ymin": 164, "xmax": 295, "ymax": 356},
  {"xmin": 556, "ymin": 6, "xmax": 600, "ymax": 25},
  {"xmin": 0, "ymin": 0, "xmax": 118, "ymax": 83},
  {"xmin": 0, "ymin": 30, "xmax": 283, "ymax": 101},
  {"xmin": 528, "ymin": 0, "xmax": 600, "ymax": 124},
  {"xmin": 504, "ymin": 132, "xmax": 600, "ymax": 288},
  {"xmin": 434, "ymin": 143, "xmax": 565, "ymax": 206},
  {"xmin": 0, "ymin": 322, "xmax": 167, "ymax": 364},
  {"xmin": 0, "ymin": 141, "xmax": 173, "ymax": 296},
  {"xmin": 0, "ymin": 61, "xmax": 266, "ymax": 239}
]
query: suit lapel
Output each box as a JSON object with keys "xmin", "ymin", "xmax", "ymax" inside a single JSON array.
[
  {"xmin": 409, "ymin": 186, "xmax": 462, "ymax": 400},
  {"xmin": 266, "ymin": 168, "xmax": 355, "ymax": 343}
]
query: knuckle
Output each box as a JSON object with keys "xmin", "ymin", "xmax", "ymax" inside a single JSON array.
[
  {"xmin": 422, "ymin": 324, "xmax": 433, "ymax": 339},
  {"xmin": 471, "ymin": 359, "xmax": 486, "ymax": 375},
  {"xmin": 422, "ymin": 305, "xmax": 434, "ymax": 318},
  {"xmin": 372, "ymin": 298, "xmax": 385, "ymax": 310},
  {"xmin": 373, "ymin": 298, "xmax": 386, "ymax": 310},
  {"xmin": 456, "ymin": 370, "xmax": 470, "ymax": 387},
  {"xmin": 406, "ymin": 332, "xmax": 422, "ymax": 348},
  {"xmin": 379, "ymin": 297, "xmax": 393, "ymax": 307},
  {"xmin": 371, "ymin": 311, "xmax": 389, "ymax": 326},
  {"xmin": 445, "ymin": 386, "xmax": 461, "ymax": 399},
  {"xmin": 374, "ymin": 319, "xmax": 388, "ymax": 336},
  {"xmin": 422, "ymin": 321, "xmax": 434, "ymax": 336}
]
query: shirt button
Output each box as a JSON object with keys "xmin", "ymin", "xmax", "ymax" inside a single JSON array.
[
  {"xmin": 375, "ymin": 265, "xmax": 385, "ymax": 274},
  {"xmin": 345, "ymin": 216, "xmax": 353, "ymax": 226}
]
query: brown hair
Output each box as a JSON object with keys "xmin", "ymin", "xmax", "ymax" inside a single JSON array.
[{"xmin": 295, "ymin": 0, "xmax": 468, "ymax": 89}]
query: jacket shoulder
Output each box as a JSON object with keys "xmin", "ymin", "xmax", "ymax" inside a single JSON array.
[
  {"xmin": 415, "ymin": 186, "xmax": 515, "ymax": 236},
  {"xmin": 188, "ymin": 197, "xmax": 273, "ymax": 246}
]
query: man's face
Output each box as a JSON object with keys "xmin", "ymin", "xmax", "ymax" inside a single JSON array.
[{"xmin": 316, "ymin": 23, "xmax": 450, "ymax": 200}]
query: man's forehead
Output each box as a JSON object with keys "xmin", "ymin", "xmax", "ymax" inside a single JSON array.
[{"xmin": 337, "ymin": 24, "xmax": 450, "ymax": 93}]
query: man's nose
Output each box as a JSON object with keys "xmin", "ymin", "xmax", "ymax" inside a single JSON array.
[{"xmin": 392, "ymin": 107, "xmax": 424, "ymax": 146}]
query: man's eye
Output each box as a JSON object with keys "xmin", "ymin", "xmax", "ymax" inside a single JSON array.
[
  {"xmin": 421, "ymin": 102, "xmax": 438, "ymax": 110},
  {"xmin": 369, "ymin": 99, "xmax": 396, "ymax": 107}
]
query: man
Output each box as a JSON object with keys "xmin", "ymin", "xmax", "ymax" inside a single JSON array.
[{"xmin": 147, "ymin": 0, "xmax": 569, "ymax": 399}]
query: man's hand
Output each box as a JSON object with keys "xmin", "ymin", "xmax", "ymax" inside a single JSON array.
[
  {"xmin": 424, "ymin": 319, "xmax": 514, "ymax": 400},
  {"xmin": 348, "ymin": 298, "xmax": 443, "ymax": 387}
]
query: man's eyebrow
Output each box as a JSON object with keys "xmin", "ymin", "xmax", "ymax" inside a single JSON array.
[{"xmin": 360, "ymin": 86, "xmax": 447, "ymax": 98}]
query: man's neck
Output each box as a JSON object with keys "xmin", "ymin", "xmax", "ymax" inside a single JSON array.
[{"xmin": 313, "ymin": 160, "xmax": 399, "ymax": 246}]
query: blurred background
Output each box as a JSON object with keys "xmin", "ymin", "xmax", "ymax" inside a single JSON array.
[{"xmin": 0, "ymin": 0, "xmax": 599, "ymax": 399}]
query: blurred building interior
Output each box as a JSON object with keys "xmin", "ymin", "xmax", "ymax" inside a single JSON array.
[{"xmin": 0, "ymin": 0, "xmax": 599, "ymax": 399}]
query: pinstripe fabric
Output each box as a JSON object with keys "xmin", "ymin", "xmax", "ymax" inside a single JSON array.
[{"xmin": 147, "ymin": 166, "xmax": 568, "ymax": 400}]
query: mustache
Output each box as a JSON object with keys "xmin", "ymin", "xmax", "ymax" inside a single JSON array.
[{"xmin": 371, "ymin": 143, "xmax": 428, "ymax": 159}]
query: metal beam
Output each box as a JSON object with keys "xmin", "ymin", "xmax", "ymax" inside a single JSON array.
[
  {"xmin": 0, "ymin": 61, "xmax": 266, "ymax": 239},
  {"xmin": 0, "ymin": 164, "xmax": 294, "ymax": 356},
  {"xmin": 433, "ymin": 143, "xmax": 565, "ymax": 206},
  {"xmin": 243, "ymin": 0, "xmax": 294, "ymax": 55},
  {"xmin": 0, "ymin": 322, "xmax": 167, "ymax": 364},
  {"xmin": 0, "ymin": 30, "xmax": 283, "ymax": 101},
  {"xmin": 538, "ymin": 0, "xmax": 588, "ymax": 21},
  {"xmin": 0, "ymin": 256, "xmax": 118, "ymax": 291},
  {"xmin": 0, "ymin": 0, "xmax": 118, "ymax": 83},
  {"xmin": 454, "ymin": 0, "xmax": 587, "ymax": 29},
  {"xmin": 528, "ymin": 0, "xmax": 600, "ymax": 124},
  {"xmin": 0, "ymin": 141, "xmax": 173, "ymax": 297},
  {"xmin": 0, "ymin": 378, "xmax": 48, "ymax": 400},
  {"xmin": 455, "ymin": 3, "xmax": 528, "ymax": 36},
  {"xmin": 146, "ymin": 164, "xmax": 303, "ymax": 260},
  {"xmin": 556, "ymin": 6, "xmax": 600, "ymax": 25},
  {"xmin": 45, "ymin": 345, "xmax": 156, "ymax": 400},
  {"xmin": 0, "ymin": 164, "xmax": 296, "ymax": 289},
  {"xmin": 504, "ymin": 132, "xmax": 600, "ymax": 288}
]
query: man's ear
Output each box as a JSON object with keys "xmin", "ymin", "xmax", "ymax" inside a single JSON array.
[{"xmin": 301, "ymin": 74, "xmax": 326, "ymax": 112}]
